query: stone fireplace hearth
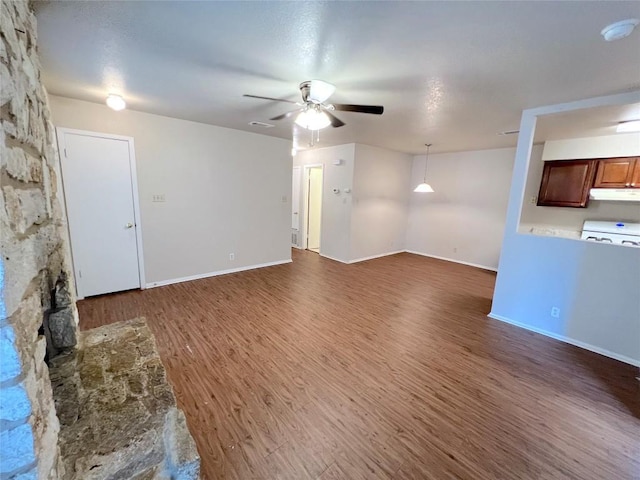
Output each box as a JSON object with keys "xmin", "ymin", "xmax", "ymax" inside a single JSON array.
[{"xmin": 49, "ymin": 319, "xmax": 199, "ymax": 479}]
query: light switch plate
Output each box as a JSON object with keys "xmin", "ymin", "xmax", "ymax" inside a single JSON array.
[{"xmin": 152, "ymin": 194, "xmax": 166, "ymax": 202}]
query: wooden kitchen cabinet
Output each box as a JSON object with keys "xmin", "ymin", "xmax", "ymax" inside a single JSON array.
[
  {"xmin": 632, "ymin": 160, "xmax": 640, "ymax": 188},
  {"xmin": 593, "ymin": 157, "xmax": 639, "ymax": 188},
  {"xmin": 537, "ymin": 159, "xmax": 597, "ymax": 208}
]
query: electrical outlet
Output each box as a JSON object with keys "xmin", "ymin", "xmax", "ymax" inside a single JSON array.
[
  {"xmin": 281, "ymin": 195, "xmax": 287, "ymax": 203},
  {"xmin": 152, "ymin": 194, "xmax": 166, "ymax": 202},
  {"xmin": 453, "ymin": 247, "xmax": 458, "ymax": 253},
  {"xmin": 551, "ymin": 307, "xmax": 560, "ymax": 318},
  {"xmin": 530, "ymin": 196, "xmax": 537, "ymax": 205},
  {"xmin": 229, "ymin": 253, "xmax": 235, "ymax": 261}
]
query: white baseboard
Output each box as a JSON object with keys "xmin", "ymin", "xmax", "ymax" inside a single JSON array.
[
  {"xmin": 405, "ymin": 250, "xmax": 498, "ymax": 272},
  {"xmin": 319, "ymin": 253, "xmax": 350, "ymax": 264},
  {"xmin": 488, "ymin": 313, "xmax": 640, "ymax": 367},
  {"xmin": 319, "ymin": 250, "xmax": 404, "ymax": 264},
  {"xmin": 348, "ymin": 250, "xmax": 405, "ymax": 264},
  {"xmin": 145, "ymin": 259, "xmax": 292, "ymax": 289}
]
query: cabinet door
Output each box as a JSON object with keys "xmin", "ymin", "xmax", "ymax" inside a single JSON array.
[
  {"xmin": 537, "ymin": 160, "xmax": 596, "ymax": 208},
  {"xmin": 593, "ymin": 157, "xmax": 636, "ymax": 188},
  {"xmin": 630, "ymin": 159, "xmax": 640, "ymax": 188}
]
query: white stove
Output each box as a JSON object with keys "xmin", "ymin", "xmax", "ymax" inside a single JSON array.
[{"xmin": 581, "ymin": 221, "xmax": 640, "ymax": 247}]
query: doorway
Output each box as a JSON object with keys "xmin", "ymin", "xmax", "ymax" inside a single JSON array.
[
  {"xmin": 56, "ymin": 128, "xmax": 144, "ymax": 299},
  {"xmin": 304, "ymin": 165, "xmax": 323, "ymax": 253}
]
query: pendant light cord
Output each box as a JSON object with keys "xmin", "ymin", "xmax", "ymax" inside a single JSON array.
[{"xmin": 423, "ymin": 143, "xmax": 432, "ymax": 182}]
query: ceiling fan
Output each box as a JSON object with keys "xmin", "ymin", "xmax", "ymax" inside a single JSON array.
[{"xmin": 243, "ymin": 80, "xmax": 384, "ymax": 130}]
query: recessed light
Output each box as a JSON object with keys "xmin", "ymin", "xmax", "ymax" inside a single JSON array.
[
  {"xmin": 617, "ymin": 120, "xmax": 640, "ymax": 133},
  {"xmin": 106, "ymin": 94, "xmax": 126, "ymax": 111},
  {"xmin": 601, "ymin": 19, "xmax": 639, "ymax": 41}
]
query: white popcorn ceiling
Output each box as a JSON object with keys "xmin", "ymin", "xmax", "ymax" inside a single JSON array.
[{"xmin": 34, "ymin": 1, "xmax": 640, "ymax": 154}]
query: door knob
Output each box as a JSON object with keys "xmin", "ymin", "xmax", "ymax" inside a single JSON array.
[{"xmin": 125, "ymin": 223, "xmax": 134, "ymax": 229}]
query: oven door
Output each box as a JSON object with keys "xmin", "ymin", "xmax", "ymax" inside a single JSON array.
[{"xmin": 581, "ymin": 231, "xmax": 640, "ymax": 247}]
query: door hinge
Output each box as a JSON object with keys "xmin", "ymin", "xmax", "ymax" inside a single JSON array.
[
  {"xmin": 78, "ymin": 269, "xmax": 82, "ymax": 278},
  {"xmin": 64, "ymin": 148, "xmax": 67, "ymax": 158}
]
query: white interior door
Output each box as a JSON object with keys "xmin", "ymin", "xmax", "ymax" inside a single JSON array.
[
  {"xmin": 307, "ymin": 167, "xmax": 323, "ymax": 251},
  {"xmin": 59, "ymin": 131, "xmax": 141, "ymax": 298}
]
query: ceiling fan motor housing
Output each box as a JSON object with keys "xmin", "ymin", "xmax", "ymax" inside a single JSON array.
[{"xmin": 299, "ymin": 81, "xmax": 312, "ymax": 103}]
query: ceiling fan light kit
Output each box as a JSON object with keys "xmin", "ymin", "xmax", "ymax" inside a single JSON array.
[
  {"xmin": 243, "ymin": 79, "xmax": 384, "ymax": 133},
  {"xmin": 294, "ymin": 106, "xmax": 332, "ymax": 130},
  {"xmin": 414, "ymin": 143, "xmax": 435, "ymax": 193}
]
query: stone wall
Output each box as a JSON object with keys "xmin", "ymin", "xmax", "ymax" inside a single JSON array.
[{"xmin": 1, "ymin": 1, "xmax": 79, "ymax": 479}]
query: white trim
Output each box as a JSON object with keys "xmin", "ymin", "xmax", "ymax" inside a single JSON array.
[
  {"xmin": 319, "ymin": 250, "xmax": 497, "ymax": 269},
  {"xmin": 145, "ymin": 259, "xmax": 292, "ymax": 288},
  {"xmin": 54, "ymin": 127, "xmax": 136, "ymax": 143},
  {"xmin": 487, "ymin": 313, "xmax": 640, "ymax": 367},
  {"xmin": 319, "ymin": 253, "xmax": 350, "ymax": 264},
  {"xmin": 405, "ymin": 250, "xmax": 498, "ymax": 272},
  {"xmin": 126, "ymin": 137, "xmax": 146, "ymax": 289},
  {"xmin": 348, "ymin": 250, "xmax": 405, "ymax": 264},
  {"xmin": 55, "ymin": 127, "xmax": 146, "ymax": 296}
]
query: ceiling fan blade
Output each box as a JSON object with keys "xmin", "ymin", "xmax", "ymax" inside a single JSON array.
[
  {"xmin": 308, "ymin": 80, "xmax": 336, "ymax": 104},
  {"xmin": 243, "ymin": 94, "xmax": 298, "ymax": 104},
  {"xmin": 270, "ymin": 110, "xmax": 300, "ymax": 121},
  {"xmin": 332, "ymin": 104, "xmax": 384, "ymax": 115},
  {"xmin": 324, "ymin": 110, "xmax": 345, "ymax": 128}
]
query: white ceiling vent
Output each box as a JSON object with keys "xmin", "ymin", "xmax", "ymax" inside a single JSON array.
[{"xmin": 249, "ymin": 121, "xmax": 274, "ymax": 128}]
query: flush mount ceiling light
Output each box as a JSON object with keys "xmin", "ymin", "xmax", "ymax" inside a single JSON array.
[
  {"xmin": 601, "ymin": 19, "xmax": 639, "ymax": 41},
  {"xmin": 294, "ymin": 105, "xmax": 332, "ymax": 131},
  {"xmin": 617, "ymin": 120, "xmax": 640, "ymax": 133},
  {"xmin": 414, "ymin": 143, "xmax": 435, "ymax": 193},
  {"xmin": 106, "ymin": 94, "xmax": 126, "ymax": 111}
]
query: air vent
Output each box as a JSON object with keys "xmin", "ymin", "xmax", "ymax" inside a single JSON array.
[
  {"xmin": 249, "ymin": 121, "xmax": 274, "ymax": 128},
  {"xmin": 498, "ymin": 130, "xmax": 520, "ymax": 136}
]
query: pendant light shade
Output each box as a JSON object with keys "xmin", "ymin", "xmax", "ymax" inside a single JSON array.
[
  {"xmin": 414, "ymin": 143, "xmax": 434, "ymax": 193},
  {"xmin": 413, "ymin": 182, "xmax": 434, "ymax": 193}
]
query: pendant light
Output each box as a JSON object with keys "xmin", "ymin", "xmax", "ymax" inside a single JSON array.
[{"xmin": 414, "ymin": 143, "xmax": 434, "ymax": 193}]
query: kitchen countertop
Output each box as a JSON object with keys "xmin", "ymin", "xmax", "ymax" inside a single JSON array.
[{"xmin": 518, "ymin": 224, "xmax": 582, "ymax": 240}]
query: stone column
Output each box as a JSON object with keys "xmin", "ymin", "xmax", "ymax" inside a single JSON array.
[{"xmin": 1, "ymin": 1, "xmax": 79, "ymax": 478}]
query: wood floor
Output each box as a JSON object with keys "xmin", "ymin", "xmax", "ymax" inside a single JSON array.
[{"xmin": 77, "ymin": 250, "xmax": 640, "ymax": 480}]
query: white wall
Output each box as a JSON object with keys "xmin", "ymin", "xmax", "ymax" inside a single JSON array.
[
  {"xmin": 491, "ymin": 91, "xmax": 640, "ymax": 366},
  {"xmin": 49, "ymin": 96, "xmax": 292, "ymax": 285},
  {"xmin": 521, "ymin": 140, "xmax": 640, "ymax": 234},
  {"xmin": 294, "ymin": 144, "xmax": 355, "ymax": 262},
  {"xmin": 405, "ymin": 147, "xmax": 516, "ymax": 270},
  {"xmin": 350, "ymin": 144, "xmax": 411, "ymax": 261}
]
